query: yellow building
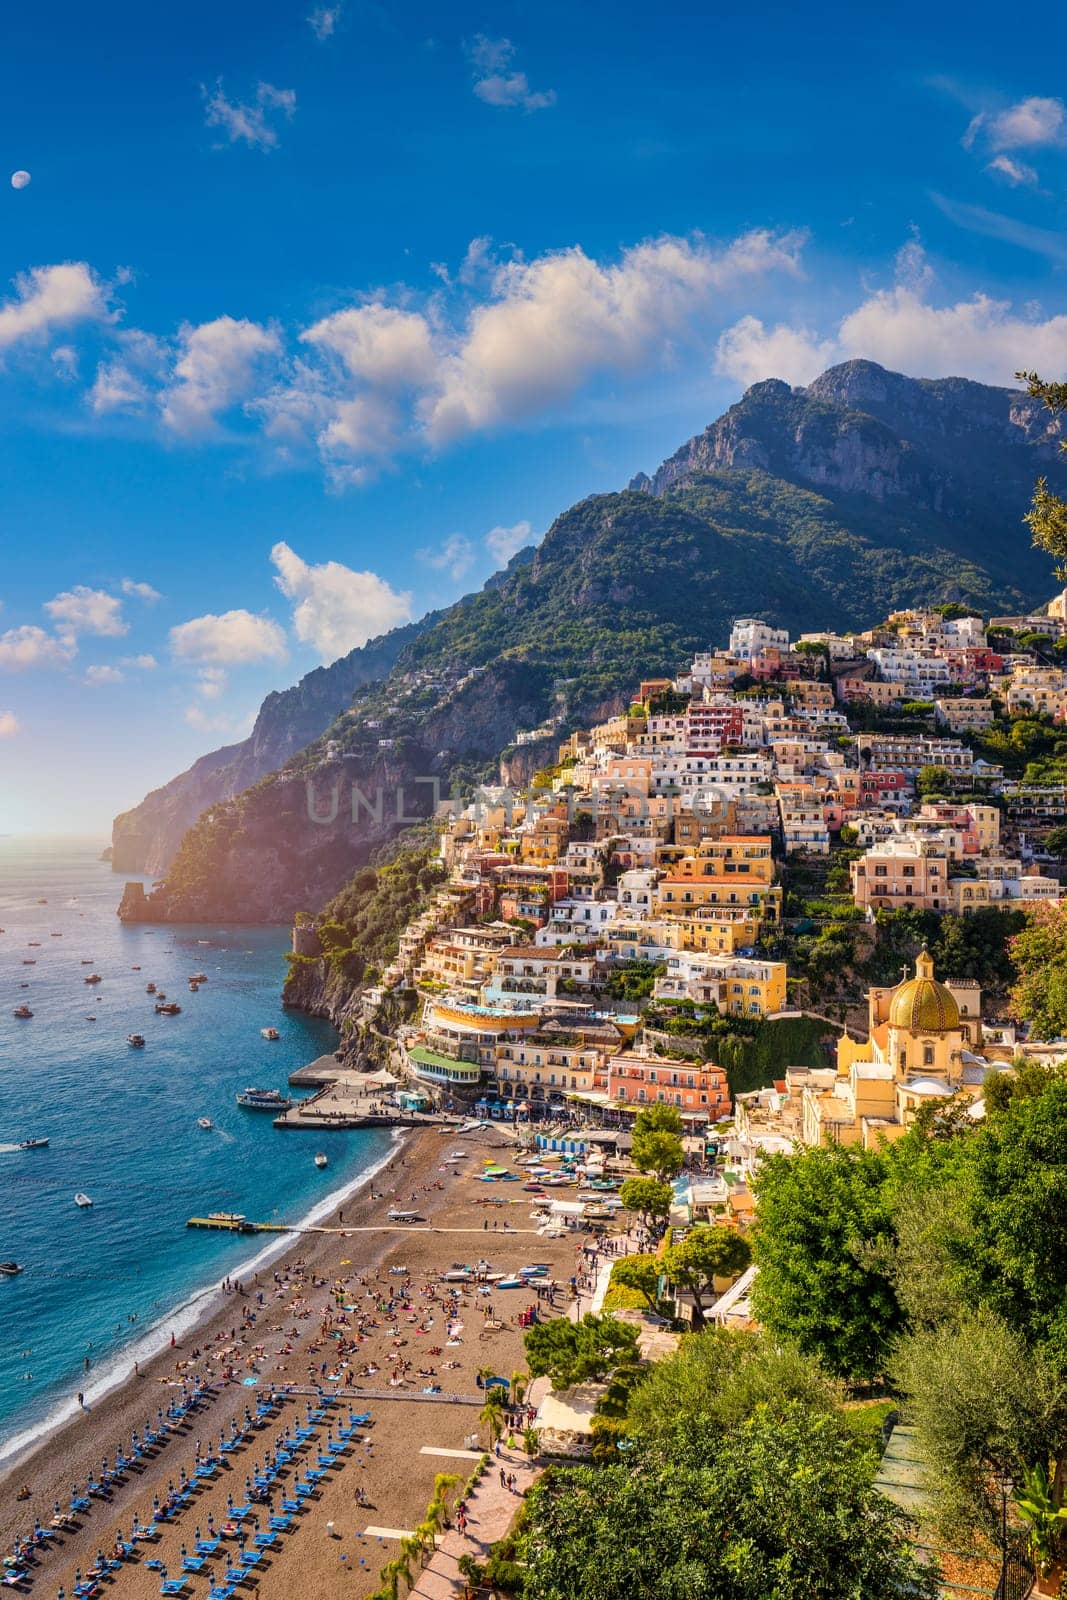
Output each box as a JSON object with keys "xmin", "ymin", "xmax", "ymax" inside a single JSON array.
[{"xmin": 802, "ymin": 951, "xmax": 995, "ymax": 1149}]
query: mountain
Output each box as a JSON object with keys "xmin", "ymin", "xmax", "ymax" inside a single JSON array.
[
  {"xmin": 116, "ymin": 358, "xmax": 1067, "ymax": 924},
  {"xmin": 111, "ymin": 620, "xmax": 427, "ymax": 875}
]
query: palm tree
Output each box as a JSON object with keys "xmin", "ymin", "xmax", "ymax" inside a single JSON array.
[
  {"xmin": 479, "ymin": 1390, "xmax": 506, "ymax": 1447},
  {"xmin": 509, "ymin": 1369, "xmax": 528, "ymax": 1407}
]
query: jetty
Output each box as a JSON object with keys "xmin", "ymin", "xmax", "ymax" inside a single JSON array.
[{"xmin": 275, "ymin": 1064, "xmax": 453, "ymax": 1131}]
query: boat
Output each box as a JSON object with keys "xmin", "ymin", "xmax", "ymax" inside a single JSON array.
[
  {"xmin": 74, "ymin": 1193, "xmax": 93, "ymax": 1208},
  {"xmin": 145, "ymin": 982, "xmax": 156, "ymax": 993},
  {"xmin": 235, "ymin": 1087, "xmax": 292, "ymax": 1111},
  {"xmin": 189, "ymin": 981, "xmax": 200, "ymax": 992},
  {"xmin": 495, "ymin": 1278, "xmax": 524, "ymax": 1289},
  {"xmin": 17, "ymin": 1137, "xmax": 48, "ymax": 1150},
  {"xmin": 85, "ymin": 1015, "xmax": 97, "ymax": 1022},
  {"xmin": 21, "ymin": 959, "xmax": 35, "ymax": 966},
  {"xmin": 132, "ymin": 965, "xmax": 141, "ymax": 971},
  {"xmin": 197, "ymin": 1117, "xmax": 214, "ymax": 1130},
  {"xmin": 314, "ymin": 1152, "xmax": 328, "ymax": 1169},
  {"xmin": 83, "ymin": 974, "xmax": 102, "ymax": 985},
  {"xmin": 0, "ymin": 1262, "xmax": 22, "ymax": 1276},
  {"xmin": 50, "ymin": 932, "xmax": 62, "ymax": 938},
  {"xmin": 190, "ymin": 973, "xmax": 208, "ymax": 983},
  {"xmin": 81, "ymin": 958, "xmax": 94, "ymax": 965},
  {"xmin": 260, "ymin": 1027, "xmax": 280, "ymax": 1041},
  {"xmin": 28, "ymin": 941, "xmax": 41, "ymax": 947},
  {"xmin": 36, "ymin": 898, "xmax": 47, "ymax": 905},
  {"xmin": 127, "ymin": 1033, "xmax": 146, "ymax": 1048},
  {"xmin": 206, "ymin": 1211, "xmax": 253, "ymax": 1232},
  {"xmin": 155, "ymin": 1002, "xmax": 181, "ymax": 1015},
  {"xmin": 12, "ymin": 1006, "xmax": 33, "ymax": 1019}
]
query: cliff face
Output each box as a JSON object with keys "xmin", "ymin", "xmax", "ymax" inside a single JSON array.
[
  {"xmin": 111, "ymin": 620, "xmax": 426, "ymax": 875},
  {"xmin": 635, "ymin": 360, "xmax": 1066, "ymax": 594},
  {"xmin": 120, "ymin": 357, "xmax": 1064, "ymax": 927}
]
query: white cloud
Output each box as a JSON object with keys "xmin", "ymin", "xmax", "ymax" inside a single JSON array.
[
  {"xmin": 271, "ymin": 540, "xmax": 412, "ymax": 662},
  {"xmin": 986, "ymin": 153, "xmax": 1039, "ymax": 187},
  {"xmin": 52, "ymin": 345, "xmax": 78, "ymax": 378},
  {"xmin": 161, "ymin": 316, "xmax": 281, "ymax": 434},
  {"xmin": 0, "ymin": 625, "xmax": 73, "ymax": 670},
  {"xmin": 119, "ymin": 653, "xmax": 157, "ymax": 669},
  {"xmin": 424, "ymin": 229, "xmax": 804, "ymax": 443},
  {"xmin": 202, "ymin": 80, "xmax": 296, "ymax": 151},
  {"xmin": 184, "ymin": 704, "xmax": 254, "ymax": 735},
  {"xmin": 486, "ymin": 520, "xmax": 535, "ymax": 565},
  {"xmin": 418, "ymin": 533, "xmax": 475, "ymax": 582},
  {"xmin": 714, "ymin": 237, "xmax": 1067, "ymax": 390},
  {"xmin": 44, "ymin": 585, "xmax": 127, "ymax": 641},
  {"xmin": 170, "ymin": 610, "xmax": 288, "ymax": 665},
  {"xmin": 0, "ymin": 711, "xmax": 20, "ymax": 736},
  {"xmin": 197, "ymin": 666, "xmax": 227, "ymax": 699},
  {"xmin": 84, "ymin": 664, "xmax": 124, "ymax": 686},
  {"xmin": 302, "ymin": 303, "xmax": 438, "ymax": 388},
  {"xmin": 986, "ymin": 96, "xmax": 1066, "ymax": 150},
  {"xmin": 715, "ymin": 316, "xmax": 836, "ymax": 389},
  {"xmin": 0, "ymin": 262, "xmax": 108, "ymax": 352},
  {"xmin": 121, "ymin": 578, "xmax": 161, "ymax": 602},
  {"xmin": 91, "ymin": 360, "xmax": 151, "ymax": 415},
  {"xmin": 467, "ymin": 36, "xmax": 556, "ymax": 111},
  {"xmin": 308, "ymin": 3, "xmax": 342, "ymax": 39}
]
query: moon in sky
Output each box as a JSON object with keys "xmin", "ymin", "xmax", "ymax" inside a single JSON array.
[{"xmin": 10, "ymin": 171, "xmax": 31, "ymax": 190}]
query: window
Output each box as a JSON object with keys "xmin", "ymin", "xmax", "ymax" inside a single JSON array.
[{"xmin": 923, "ymin": 1043, "xmax": 934, "ymax": 1067}]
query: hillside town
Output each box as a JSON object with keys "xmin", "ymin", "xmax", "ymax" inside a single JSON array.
[{"xmin": 284, "ymin": 598, "xmax": 1067, "ymax": 1169}]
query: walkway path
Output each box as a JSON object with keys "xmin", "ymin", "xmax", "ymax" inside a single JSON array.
[{"xmin": 407, "ymin": 1443, "xmax": 542, "ymax": 1598}]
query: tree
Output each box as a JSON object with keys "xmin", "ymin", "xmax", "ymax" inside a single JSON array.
[
  {"xmin": 1044, "ymin": 824, "xmax": 1067, "ymax": 860},
  {"xmin": 617, "ymin": 1176, "xmax": 672, "ymax": 1231},
  {"xmin": 626, "ymin": 1327, "xmax": 841, "ymax": 1456},
  {"xmin": 520, "ymin": 1406, "xmax": 938, "ymax": 1600},
  {"xmin": 1018, "ymin": 371, "xmax": 1067, "ymax": 578},
  {"xmin": 1010, "ymin": 902, "xmax": 1067, "ymax": 1039},
  {"xmin": 954, "ymin": 1077, "xmax": 1067, "ymax": 1370},
  {"xmin": 632, "ymin": 1102, "xmax": 683, "ymax": 1137},
  {"xmin": 663, "ymin": 1228, "xmax": 751, "ymax": 1328},
  {"xmin": 608, "ymin": 1254, "xmax": 661, "ymax": 1312},
  {"xmin": 984, "ymin": 1057, "xmax": 1065, "ymax": 1114},
  {"xmin": 524, "ymin": 1314, "xmax": 641, "ymax": 1390},
  {"xmin": 751, "ymin": 1145, "xmax": 902, "ymax": 1379},
  {"xmin": 891, "ymin": 1311, "xmax": 1067, "ymax": 1541},
  {"xmin": 917, "ymin": 762, "xmax": 953, "ymax": 797},
  {"xmin": 630, "ymin": 1128, "xmax": 684, "ymax": 1182},
  {"xmin": 480, "ymin": 1389, "xmax": 506, "ymax": 1446}
]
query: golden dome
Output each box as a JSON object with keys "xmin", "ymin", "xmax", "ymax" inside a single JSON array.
[{"xmin": 888, "ymin": 949, "xmax": 960, "ymax": 1034}]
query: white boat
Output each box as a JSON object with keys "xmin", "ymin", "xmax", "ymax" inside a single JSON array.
[
  {"xmin": 74, "ymin": 1192, "xmax": 93, "ymax": 1208},
  {"xmin": 197, "ymin": 1117, "xmax": 213, "ymax": 1130},
  {"xmin": 260, "ymin": 1027, "xmax": 280, "ymax": 1041},
  {"xmin": 236, "ymin": 1087, "xmax": 292, "ymax": 1111},
  {"xmin": 314, "ymin": 1152, "xmax": 328, "ymax": 1169}
]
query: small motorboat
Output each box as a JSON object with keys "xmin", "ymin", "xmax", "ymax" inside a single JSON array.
[
  {"xmin": 36, "ymin": 898, "xmax": 47, "ymax": 905},
  {"xmin": 81, "ymin": 959, "xmax": 94, "ymax": 965},
  {"xmin": 18, "ymin": 1137, "xmax": 48, "ymax": 1150},
  {"xmin": 74, "ymin": 1193, "xmax": 93, "ymax": 1208},
  {"xmin": 50, "ymin": 932, "xmax": 62, "ymax": 938},
  {"xmin": 21, "ymin": 959, "xmax": 35, "ymax": 966},
  {"xmin": 19, "ymin": 983, "xmax": 29, "ymax": 989},
  {"xmin": 155, "ymin": 1002, "xmax": 181, "ymax": 1015},
  {"xmin": 84, "ymin": 1015, "xmax": 97, "ymax": 1022},
  {"xmin": 190, "ymin": 973, "xmax": 208, "ymax": 983},
  {"xmin": 127, "ymin": 1033, "xmax": 146, "ymax": 1048},
  {"xmin": 260, "ymin": 1027, "xmax": 280, "ymax": 1041},
  {"xmin": 12, "ymin": 1005, "xmax": 33, "ymax": 1019},
  {"xmin": 132, "ymin": 965, "xmax": 141, "ymax": 971},
  {"xmin": 27, "ymin": 941, "xmax": 41, "ymax": 947},
  {"xmin": 146, "ymin": 982, "xmax": 156, "ymax": 994},
  {"xmin": 83, "ymin": 974, "xmax": 102, "ymax": 985},
  {"xmin": 197, "ymin": 1117, "xmax": 214, "ymax": 1130},
  {"xmin": 495, "ymin": 1278, "xmax": 524, "ymax": 1289},
  {"xmin": 189, "ymin": 981, "xmax": 200, "ymax": 992},
  {"xmin": 0, "ymin": 1262, "xmax": 22, "ymax": 1276},
  {"xmin": 314, "ymin": 1152, "xmax": 328, "ymax": 1169}
]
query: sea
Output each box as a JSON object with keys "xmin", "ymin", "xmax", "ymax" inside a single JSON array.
[{"xmin": 0, "ymin": 836, "xmax": 396, "ymax": 1464}]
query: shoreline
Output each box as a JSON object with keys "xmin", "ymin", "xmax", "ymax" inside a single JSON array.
[{"xmin": 0, "ymin": 1129, "xmax": 406, "ymax": 1478}]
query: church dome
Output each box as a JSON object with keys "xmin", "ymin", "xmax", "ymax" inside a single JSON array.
[{"xmin": 888, "ymin": 949, "xmax": 960, "ymax": 1033}]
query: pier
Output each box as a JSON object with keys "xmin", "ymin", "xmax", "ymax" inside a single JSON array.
[{"xmin": 275, "ymin": 1066, "xmax": 453, "ymax": 1131}]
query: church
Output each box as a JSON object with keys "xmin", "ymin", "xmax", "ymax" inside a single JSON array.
[{"xmin": 800, "ymin": 950, "xmax": 1000, "ymax": 1148}]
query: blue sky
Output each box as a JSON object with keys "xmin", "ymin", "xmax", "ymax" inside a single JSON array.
[{"xmin": 3, "ymin": 0, "xmax": 1067, "ymax": 833}]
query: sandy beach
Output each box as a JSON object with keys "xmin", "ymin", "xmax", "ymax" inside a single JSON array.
[{"xmin": 0, "ymin": 1123, "xmax": 593, "ymax": 1599}]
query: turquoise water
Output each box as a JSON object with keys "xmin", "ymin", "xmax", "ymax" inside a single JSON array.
[{"xmin": 0, "ymin": 837, "xmax": 393, "ymax": 1459}]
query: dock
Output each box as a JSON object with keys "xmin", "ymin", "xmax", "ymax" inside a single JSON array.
[
  {"xmin": 186, "ymin": 1216, "xmax": 291, "ymax": 1233},
  {"xmin": 275, "ymin": 1069, "xmax": 452, "ymax": 1131}
]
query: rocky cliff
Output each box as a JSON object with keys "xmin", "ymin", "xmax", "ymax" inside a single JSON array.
[{"xmin": 110, "ymin": 619, "xmax": 427, "ymax": 875}]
